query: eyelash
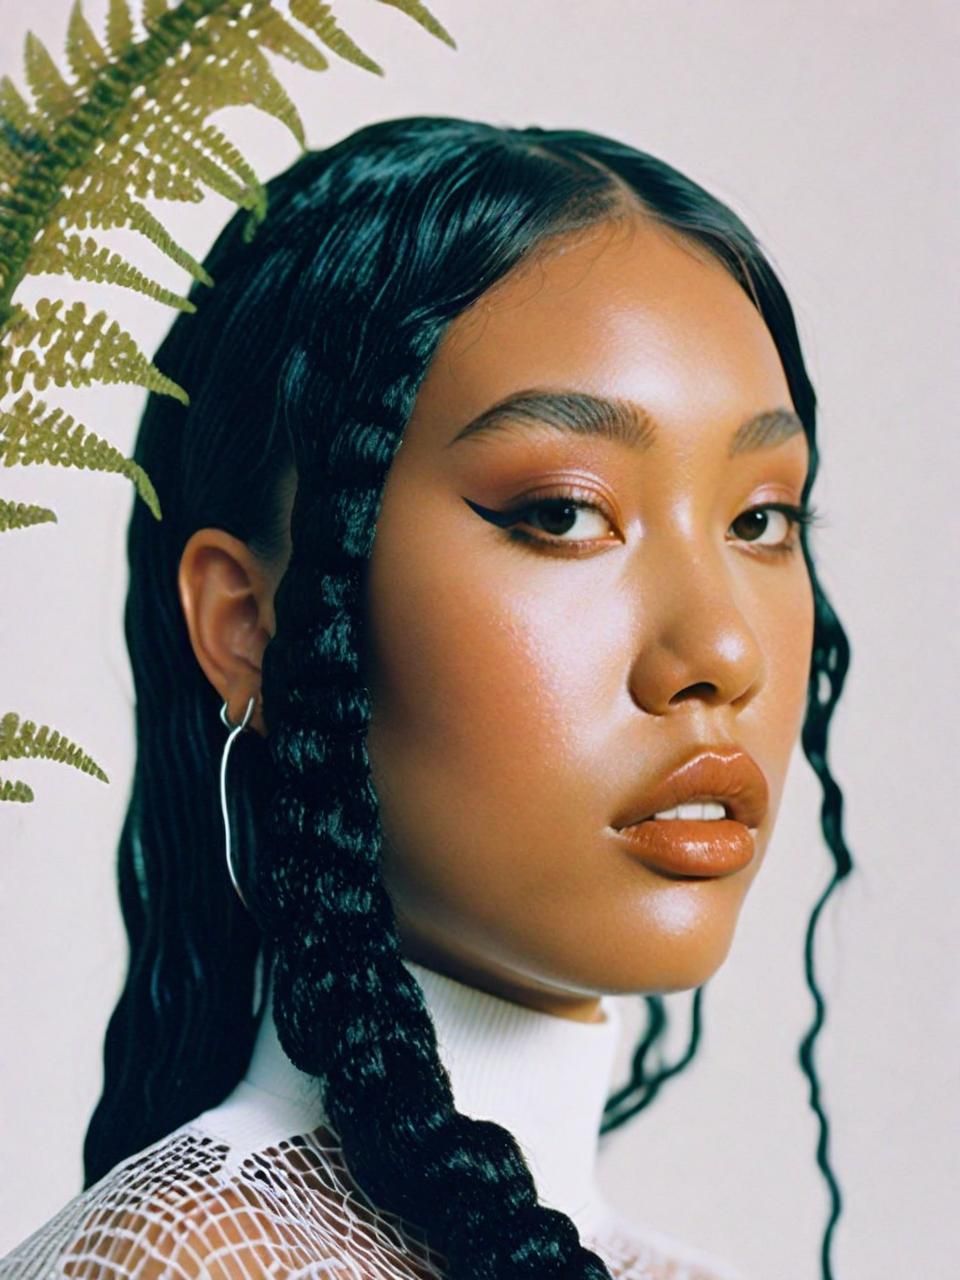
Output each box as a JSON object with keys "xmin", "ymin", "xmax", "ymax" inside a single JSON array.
[{"xmin": 464, "ymin": 487, "xmax": 823, "ymax": 558}]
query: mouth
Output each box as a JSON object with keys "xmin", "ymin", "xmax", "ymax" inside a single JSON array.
[{"xmin": 612, "ymin": 747, "xmax": 769, "ymax": 875}]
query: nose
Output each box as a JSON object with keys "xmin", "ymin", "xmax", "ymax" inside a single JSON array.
[{"xmin": 626, "ymin": 544, "xmax": 766, "ymax": 715}]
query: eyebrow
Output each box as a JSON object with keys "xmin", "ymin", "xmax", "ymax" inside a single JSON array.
[{"xmin": 446, "ymin": 389, "xmax": 805, "ymax": 457}]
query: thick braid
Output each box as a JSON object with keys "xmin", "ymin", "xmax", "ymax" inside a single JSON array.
[{"xmin": 250, "ymin": 327, "xmax": 614, "ymax": 1276}]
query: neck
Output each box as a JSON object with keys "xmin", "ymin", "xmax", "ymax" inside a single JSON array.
[{"xmin": 244, "ymin": 956, "xmax": 622, "ymax": 1231}]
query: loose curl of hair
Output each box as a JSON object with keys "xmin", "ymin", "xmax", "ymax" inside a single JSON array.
[{"xmin": 83, "ymin": 116, "xmax": 854, "ymax": 1280}]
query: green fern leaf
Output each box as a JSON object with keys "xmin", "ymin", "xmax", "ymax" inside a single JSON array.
[
  {"xmin": 184, "ymin": 117, "xmax": 265, "ymax": 204},
  {"xmin": 66, "ymin": 0, "xmax": 110, "ymax": 89},
  {"xmin": 137, "ymin": 68, "xmax": 267, "ymax": 207},
  {"xmin": 0, "ymin": 497, "xmax": 58, "ymax": 532},
  {"xmin": 179, "ymin": 16, "xmax": 309, "ymax": 148},
  {"xmin": 0, "ymin": 73, "xmax": 45, "ymax": 138},
  {"xmin": 376, "ymin": 0, "xmax": 457, "ymax": 49},
  {"xmin": 0, "ymin": 390, "xmax": 162, "ymax": 519},
  {"xmin": 49, "ymin": 190, "xmax": 214, "ymax": 287},
  {"xmin": 23, "ymin": 32, "xmax": 77, "ymax": 126},
  {"xmin": 288, "ymin": 0, "xmax": 384, "ymax": 75},
  {"xmin": 142, "ymin": 0, "xmax": 171, "ymax": 32},
  {"xmin": 139, "ymin": 94, "xmax": 268, "ymax": 217},
  {"xmin": 0, "ymin": 775, "xmax": 35, "ymax": 803},
  {"xmin": 105, "ymin": 0, "xmax": 135, "ymax": 60},
  {"xmin": 253, "ymin": 5, "xmax": 331, "ymax": 71},
  {"xmin": 0, "ymin": 711, "xmax": 110, "ymax": 788},
  {"xmin": 0, "ymin": 298, "xmax": 189, "ymax": 405},
  {"xmin": 110, "ymin": 196, "xmax": 215, "ymax": 286},
  {"xmin": 86, "ymin": 129, "xmax": 208, "ymax": 205},
  {"xmin": 0, "ymin": 132, "xmax": 29, "ymax": 194},
  {"xmin": 30, "ymin": 229, "xmax": 197, "ymax": 312}
]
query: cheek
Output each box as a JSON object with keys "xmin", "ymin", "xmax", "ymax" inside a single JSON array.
[
  {"xmin": 362, "ymin": 492, "xmax": 627, "ymax": 830},
  {"xmin": 367, "ymin": 553, "xmax": 591, "ymax": 788}
]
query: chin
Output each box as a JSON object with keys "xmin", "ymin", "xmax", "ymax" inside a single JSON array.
[
  {"xmin": 602, "ymin": 910, "xmax": 742, "ymax": 996},
  {"xmin": 643, "ymin": 962, "xmax": 728, "ymax": 996}
]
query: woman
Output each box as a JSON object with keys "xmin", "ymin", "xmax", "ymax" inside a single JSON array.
[{"xmin": 0, "ymin": 116, "xmax": 852, "ymax": 1279}]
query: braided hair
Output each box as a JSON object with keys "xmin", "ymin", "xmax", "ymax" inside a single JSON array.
[{"xmin": 83, "ymin": 116, "xmax": 854, "ymax": 1278}]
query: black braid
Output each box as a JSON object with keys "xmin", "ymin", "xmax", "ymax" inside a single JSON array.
[
  {"xmin": 84, "ymin": 116, "xmax": 855, "ymax": 1280},
  {"xmin": 251, "ymin": 335, "xmax": 613, "ymax": 1272}
]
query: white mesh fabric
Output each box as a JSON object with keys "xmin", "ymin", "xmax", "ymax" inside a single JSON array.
[{"xmin": 1, "ymin": 1120, "xmax": 743, "ymax": 1280}]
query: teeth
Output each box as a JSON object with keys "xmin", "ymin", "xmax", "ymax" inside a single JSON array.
[{"xmin": 653, "ymin": 802, "xmax": 727, "ymax": 821}]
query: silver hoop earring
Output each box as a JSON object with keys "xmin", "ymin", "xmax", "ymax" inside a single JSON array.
[{"xmin": 219, "ymin": 694, "xmax": 256, "ymax": 912}]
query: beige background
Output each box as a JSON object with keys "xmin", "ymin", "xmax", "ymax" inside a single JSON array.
[{"xmin": 1, "ymin": 2, "xmax": 956, "ymax": 1277}]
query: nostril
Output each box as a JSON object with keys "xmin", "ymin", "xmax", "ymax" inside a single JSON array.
[{"xmin": 670, "ymin": 682, "xmax": 718, "ymax": 705}]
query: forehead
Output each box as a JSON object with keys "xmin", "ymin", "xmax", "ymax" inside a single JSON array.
[{"xmin": 406, "ymin": 213, "xmax": 794, "ymax": 453}]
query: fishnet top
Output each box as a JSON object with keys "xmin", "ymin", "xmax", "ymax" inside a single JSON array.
[{"xmin": 1, "ymin": 964, "xmax": 746, "ymax": 1280}]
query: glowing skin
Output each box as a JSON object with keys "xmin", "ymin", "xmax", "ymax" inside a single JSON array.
[
  {"xmin": 362, "ymin": 214, "xmax": 814, "ymax": 1021},
  {"xmin": 179, "ymin": 212, "xmax": 814, "ymax": 1027}
]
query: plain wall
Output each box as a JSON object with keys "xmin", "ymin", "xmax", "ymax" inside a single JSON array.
[{"xmin": 1, "ymin": 2, "xmax": 956, "ymax": 1277}]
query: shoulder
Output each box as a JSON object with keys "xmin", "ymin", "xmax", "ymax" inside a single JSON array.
[
  {"xmin": 1, "ymin": 1124, "xmax": 442, "ymax": 1280},
  {"xmin": 582, "ymin": 1198, "xmax": 749, "ymax": 1280}
]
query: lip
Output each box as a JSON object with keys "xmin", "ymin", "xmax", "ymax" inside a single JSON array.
[
  {"xmin": 612, "ymin": 747, "xmax": 769, "ymax": 879},
  {"xmin": 615, "ymin": 818, "xmax": 757, "ymax": 878}
]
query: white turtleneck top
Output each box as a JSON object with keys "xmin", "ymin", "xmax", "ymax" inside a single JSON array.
[{"xmin": 0, "ymin": 960, "xmax": 745, "ymax": 1279}]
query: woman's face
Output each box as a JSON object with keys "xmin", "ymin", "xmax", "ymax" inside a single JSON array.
[{"xmin": 363, "ymin": 213, "xmax": 814, "ymax": 1022}]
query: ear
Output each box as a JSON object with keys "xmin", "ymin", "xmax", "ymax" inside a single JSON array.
[{"xmin": 177, "ymin": 528, "xmax": 278, "ymax": 737}]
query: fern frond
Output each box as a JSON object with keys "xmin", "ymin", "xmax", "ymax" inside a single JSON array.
[
  {"xmin": 105, "ymin": 0, "xmax": 136, "ymax": 61},
  {"xmin": 107, "ymin": 194, "xmax": 215, "ymax": 286},
  {"xmin": 0, "ymin": 774, "xmax": 35, "ymax": 803},
  {"xmin": 37, "ymin": 188, "xmax": 213, "ymax": 286},
  {"xmin": 0, "ymin": 711, "xmax": 110, "ymax": 790},
  {"xmin": 288, "ymin": 0, "xmax": 384, "ymax": 75},
  {"xmin": 50, "ymin": 189, "xmax": 216, "ymax": 287},
  {"xmin": 142, "ymin": 0, "xmax": 171, "ymax": 32},
  {"xmin": 1, "ymin": 0, "xmax": 456, "ymax": 321},
  {"xmin": 65, "ymin": 0, "xmax": 110, "ymax": 89},
  {"xmin": 30, "ymin": 229, "xmax": 197, "ymax": 312},
  {"xmin": 132, "ymin": 74, "xmax": 267, "ymax": 213},
  {"xmin": 79, "ymin": 131, "xmax": 209, "ymax": 206},
  {"xmin": 0, "ymin": 498, "xmax": 58, "ymax": 532},
  {"xmin": 176, "ymin": 13, "xmax": 309, "ymax": 149},
  {"xmin": 0, "ymin": 390, "xmax": 162, "ymax": 520},
  {"xmin": 0, "ymin": 133, "xmax": 31, "ymax": 194},
  {"xmin": 137, "ymin": 94, "xmax": 269, "ymax": 217},
  {"xmin": 182, "ymin": 117, "xmax": 265, "ymax": 205},
  {"xmin": 24, "ymin": 33, "xmax": 78, "ymax": 127},
  {"xmin": 0, "ymin": 73, "xmax": 46, "ymax": 140},
  {"xmin": 375, "ymin": 0, "xmax": 457, "ymax": 49},
  {"xmin": 254, "ymin": 4, "xmax": 330, "ymax": 70},
  {"xmin": 0, "ymin": 298, "xmax": 189, "ymax": 405}
]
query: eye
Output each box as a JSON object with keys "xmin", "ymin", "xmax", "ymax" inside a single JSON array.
[
  {"xmin": 729, "ymin": 503, "xmax": 818, "ymax": 555},
  {"xmin": 463, "ymin": 489, "xmax": 620, "ymax": 551},
  {"xmin": 522, "ymin": 497, "xmax": 614, "ymax": 540}
]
